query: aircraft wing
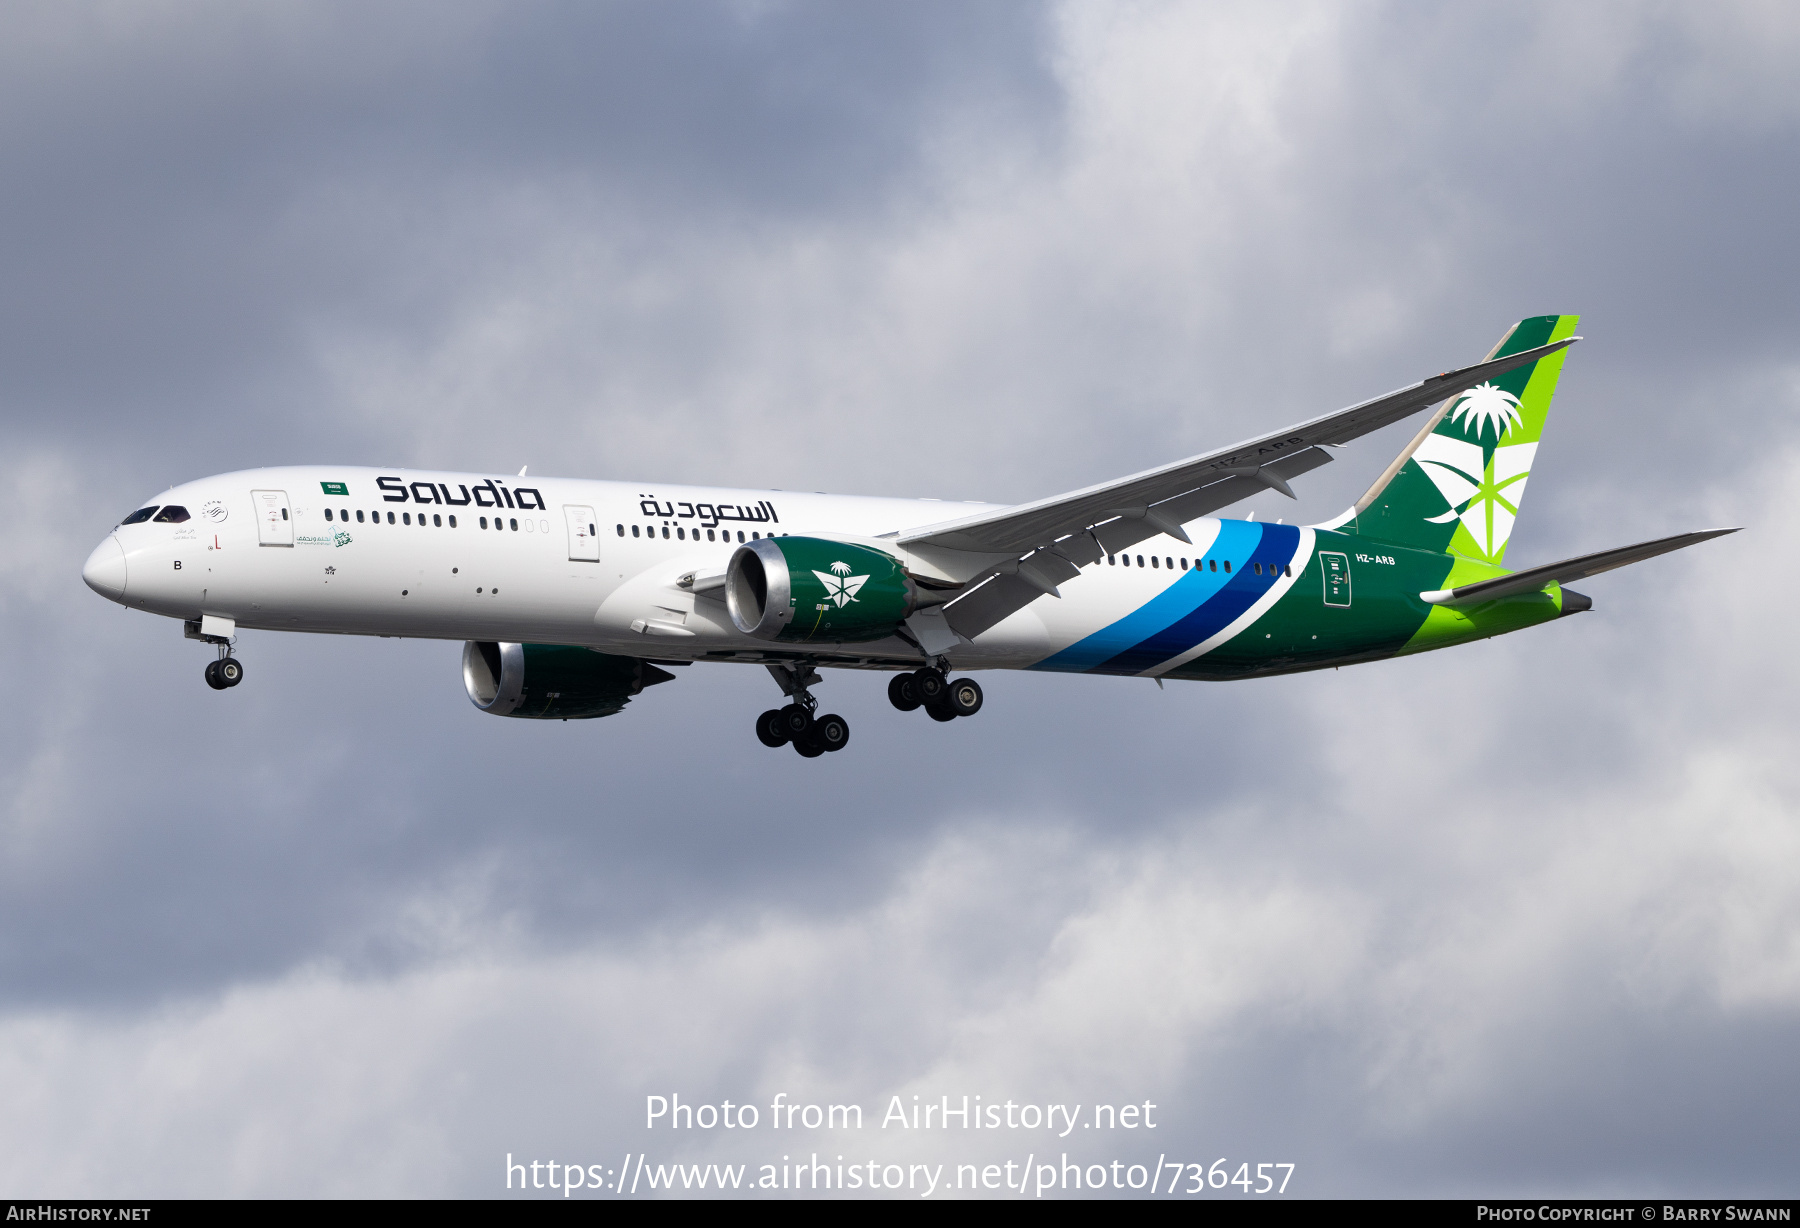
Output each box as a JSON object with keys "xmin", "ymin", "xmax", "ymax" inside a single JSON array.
[
  {"xmin": 900, "ymin": 335, "xmax": 1577, "ymax": 643},
  {"xmin": 899, "ymin": 336, "xmax": 1577, "ymax": 559},
  {"xmin": 1420, "ymin": 528, "xmax": 1740, "ymax": 606}
]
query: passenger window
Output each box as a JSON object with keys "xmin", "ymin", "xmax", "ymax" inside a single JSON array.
[
  {"xmin": 404, "ymin": 513, "xmax": 412, "ymax": 525},
  {"xmin": 1166, "ymin": 557, "xmax": 1173, "ymax": 569},
  {"xmin": 677, "ymin": 527, "xmax": 685, "ymax": 540},
  {"xmin": 1150, "ymin": 556, "xmax": 1158, "ymax": 568},
  {"xmin": 448, "ymin": 515, "xmax": 456, "ymax": 528},
  {"xmin": 1181, "ymin": 559, "xmax": 1188, "ymax": 570},
  {"xmin": 510, "ymin": 518, "xmax": 518, "ymax": 531},
  {"xmin": 1209, "ymin": 559, "xmax": 1216, "ymax": 572},
  {"xmin": 706, "ymin": 529, "xmax": 715, "ymax": 542},
  {"xmin": 279, "ymin": 508, "xmax": 288, "ymax": 521},
  {"xmin": 1254, "ymin": 562, "xmax": 1262, "ymax": 575},
  {"xmin": 324, "ymin": 508, "xmax": 333, "ymax": 522},
  {"xmin": 357, "ymin": 510, "xmax": 365, "ymax": 523},
  {"xmin": 662, "ymin": 527, "xmax": 669, "ymax": 539},
  {"xmin": 121, "ymin": 506, "xmax": 159, "ymax": 525},
  {"xmin": 1223, "ymin": 560, "xmax": 1231, "ymax": 572},
  {"xmin": 631, "ymin": 525, "xmax": 640, "ymax": 538},
  {"xmin": 433, "ymin": 514, "xmax": 442, "ymax": 527},
  {"xmin": 1285, "ymin": 565, "xmax": 1292, "ymax": 577},
  {"xmin": 737, "ymin": 531, "xmax": 745, "ymax": 543},
  {"xmin": 616, "ymin": 524, "xmax": 624, "ymax": 536},
  {"xmin": 387, "ymin": 512, "xmax": 395, "ymax": 524},
  {"xmin": 479, "ymin": 517, "xmax": 488, "ymax": 529},
  {"xmin": 1136, "ymin": 555, "xmax": 1144, "ymax": 567},
  {"xmin": 751, "ymin": 531, "xmax": 759, "ymax": 540}
]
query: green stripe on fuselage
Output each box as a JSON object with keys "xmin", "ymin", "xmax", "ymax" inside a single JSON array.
[{"xmin": 1166, "ymin": 528, "xmax": 1566, "ymax": 680}]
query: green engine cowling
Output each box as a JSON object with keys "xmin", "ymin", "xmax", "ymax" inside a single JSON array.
[
  {"xmin": 462, "ymin": 642, "xmax": 676, "ymax": 719},
  {"xmin": 726, "ymin": 537, "xmax": 917, "ymax": 643}
]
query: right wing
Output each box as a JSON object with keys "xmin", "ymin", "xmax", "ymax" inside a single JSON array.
[{"xmin": 902, "ymin": 335, "xmax": 1579, "ymax": 642}]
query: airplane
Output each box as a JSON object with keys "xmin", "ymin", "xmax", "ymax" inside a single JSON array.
[{"xmin": 82, "ymin": 314, "xmax": 1735, "ymax": 756}]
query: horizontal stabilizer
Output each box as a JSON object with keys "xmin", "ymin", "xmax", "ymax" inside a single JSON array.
[{"xmin": 1420, "ymin": 528, "xmax": 1740, "ymax": 606}]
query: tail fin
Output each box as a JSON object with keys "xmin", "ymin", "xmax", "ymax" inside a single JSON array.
[{"xmin": 1347, "ymin": 314, "xmax": 1579, "ymax": 564}]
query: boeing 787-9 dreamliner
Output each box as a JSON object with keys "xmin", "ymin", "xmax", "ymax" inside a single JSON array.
[{"xmin": 83, "ymin": 315, "xmax": 1734, "ymax": 756}]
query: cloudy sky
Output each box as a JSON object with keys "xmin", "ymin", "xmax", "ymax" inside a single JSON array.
[{"xmin": 3, "ymin": 0, "xmax": 1797, "ymax": 1198}]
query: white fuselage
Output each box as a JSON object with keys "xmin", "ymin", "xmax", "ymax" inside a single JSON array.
[{"xmin": 82, "ymin": 465, "xmax": 1293, "ymax": 675}]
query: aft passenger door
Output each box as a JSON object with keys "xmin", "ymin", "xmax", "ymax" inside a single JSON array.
[
  {"xmin": 252, "ymin": 490, "xmax": 293, "ymax": 546},
  {"xmin": 565, "ymin": 505, "xmax": 600, "ymax": 562}
]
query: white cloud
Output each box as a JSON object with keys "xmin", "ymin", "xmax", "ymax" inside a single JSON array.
[{"xmin": 5, "ymin": 0, "xmax": 1799, "ymax": 1199}]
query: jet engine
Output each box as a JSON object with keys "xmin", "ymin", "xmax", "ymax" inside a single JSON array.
[
  {"xmin": 462, "ymin": 642, "xmax": 676, "ymax": 719},
  {"xmin": 726, "ymin": 537, "xmax": 917, "ymax": 643}
]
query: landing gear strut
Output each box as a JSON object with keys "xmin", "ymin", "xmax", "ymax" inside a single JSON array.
[
  {"xmin": 755, "ymin": 662, "xmax": 850, "ymax": 756},
  {"xmin": 890, "ymin": 666, "xmax": 982, "ymax": 722},
  {"xmin": 188, "ymin": 620, "xmax": 243, "ymax": 691}
]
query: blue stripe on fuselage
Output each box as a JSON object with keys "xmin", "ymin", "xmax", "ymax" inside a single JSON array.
[
  {"xmin": 1033, "ymin": 521, "xmax": 1289, "ymax": 675},
  {"xmin": 1094, "ymin": 523, "xmax": 1300, "ymax": 674}
]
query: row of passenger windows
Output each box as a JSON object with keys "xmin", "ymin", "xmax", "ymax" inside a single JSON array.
[
  {"xmin": 317, "ymin": 507, "xmax": 786, "ymax": 540},
  {"xmin": 615, "ymin": 524, "xmax": 776, "ymax": 542},
  {"xmin": 1107, "ymin": 553, "xmax": 1291, "ymax": 578},
  {"xmin": 322, "ymin": 508, "xmax": 547, "ymax": 533},
  {"xmin": 326, "ymin": 508, "xmax": 462, "ymax": 528}
]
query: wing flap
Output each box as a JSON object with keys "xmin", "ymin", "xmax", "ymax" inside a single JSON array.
[{"xmin": 943, "ymin": 572, "xmax": 1050, "ymax": 641}]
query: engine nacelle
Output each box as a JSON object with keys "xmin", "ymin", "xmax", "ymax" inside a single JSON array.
[
  {"xmin": 462, "ymin": 642, "xmax": 675, "ymax": 719},
  {"xmin": 726, "ymin": 537, "xmax": 917, "ymax": 644}
]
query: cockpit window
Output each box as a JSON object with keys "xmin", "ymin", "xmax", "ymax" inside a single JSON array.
[
  {"xmin": 152, "ymin": 506, "xmax": 191, "ymax": 523},
  {"xmin": 120, "ymin": 507, "xmax": 159, "ymax": 525}
]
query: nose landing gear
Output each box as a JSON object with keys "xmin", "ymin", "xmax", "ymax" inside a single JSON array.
[
  {"xmin": 204, "ymin": 654, "xmax": 244, "ymax": 690},
  {"xmin": 755, "ymin": 662, "xmax": 849, "ymax": 756},
  {"xmin": 187, "ymin": 618, "xmax": 243, "ymax": 690}
]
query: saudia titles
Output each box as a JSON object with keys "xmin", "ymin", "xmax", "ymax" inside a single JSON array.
[{"xmin": 373, "ymin": 476, "xmax": 547, "ymax": 510}]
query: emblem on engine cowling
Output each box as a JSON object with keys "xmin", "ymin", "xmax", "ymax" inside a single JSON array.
[
  {"xmin": 812, "ymin": 562, "xmax": 869, "ymax": 608},
  {"xmin": 728, "ymin": 538, "xmax": 915, "ymax": 644}
]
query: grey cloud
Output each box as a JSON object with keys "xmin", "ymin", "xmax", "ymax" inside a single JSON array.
[{"xmin": 0, "ymin": 0, "xmax": 1795, "ymax": 1198}]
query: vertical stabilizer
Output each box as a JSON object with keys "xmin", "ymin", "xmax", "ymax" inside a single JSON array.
[{"xmin": 1344, "ymin": 314, "xmax": 1579, "ymax": 564}]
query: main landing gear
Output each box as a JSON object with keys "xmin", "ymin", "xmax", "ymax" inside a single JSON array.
[
  {"xmin": 749, "ymin": 662, "xmax": 984, "ymax": 756},
  {"xmin": 888, "ymin": 667, "xmax": 982, "ymax": 722},
  {"xmin": 755, "ymin": 663, "xmax": 850, "ymax": 757}
]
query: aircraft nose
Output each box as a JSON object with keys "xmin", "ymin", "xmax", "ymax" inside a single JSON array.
[{"xmin": 82, "ymin": 537, "xmax": 128, "ymax": 601}]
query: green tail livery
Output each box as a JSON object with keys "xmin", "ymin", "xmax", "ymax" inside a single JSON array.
[
  {"xmin": 85, "ymin": 314, "xmax": 1738, "ymax": 756},
  {"xmin": 1030, "ymin": 315, "xmax": 1736, "ymax": 682}
]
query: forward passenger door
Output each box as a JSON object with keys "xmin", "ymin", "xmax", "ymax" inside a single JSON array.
[
  {"xmin": 565, "ymin": 505, "xmax": 600, "ymax": 562},
  {"xmin": 252, "ymin": 490, "xmax": 293, "ymax": 546}
]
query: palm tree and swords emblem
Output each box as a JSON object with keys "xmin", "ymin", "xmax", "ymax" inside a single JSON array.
[
  {"xmin": 812, "ymin": 560, "xmax": 870, "ymax": 608},
  {"xmin": 1413, "ymin": 381, "xmax": 1535, "ymax": 561}
]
